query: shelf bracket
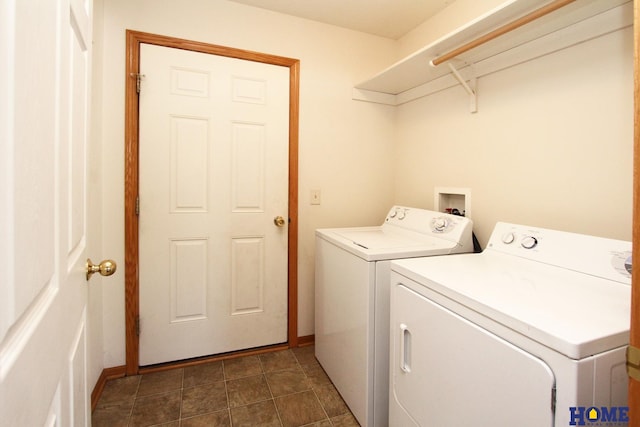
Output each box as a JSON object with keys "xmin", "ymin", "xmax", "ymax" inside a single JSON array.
[{"xmin": 447, "ymin": 62, "xmax": 477, "ymax": 114}]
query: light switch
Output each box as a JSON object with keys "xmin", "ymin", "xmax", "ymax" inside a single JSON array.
[{"xmin": 311, "ymin": 190, "xmax": 321, "ymax": 205}]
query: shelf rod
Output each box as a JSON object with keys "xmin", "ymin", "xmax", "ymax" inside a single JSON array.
[{"xmin": 430, "ymin": 0, "xmax": 577, "ymax": 67}]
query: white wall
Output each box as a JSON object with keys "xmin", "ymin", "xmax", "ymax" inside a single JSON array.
[
  {"xmin": 398, "ymin": 0, "xmax": 507, "ymax": 59},
  {"xmin": 96, "ymin": 0, "xmax": 397, "ymax": 367},
  {"xmin": 394, "ymin": 25, "xmax": 633, "ymax": 245}
]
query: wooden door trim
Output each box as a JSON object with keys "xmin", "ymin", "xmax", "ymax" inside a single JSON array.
[{"xmin": 124, "ymin": 30, "xmax": 300, "ymax": 375}]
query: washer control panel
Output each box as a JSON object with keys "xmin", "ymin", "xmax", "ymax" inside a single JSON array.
[
  {"xmin": 388, "ymin": 207, "xmax": 407, "ymax": 220},
  {"xmin": 431, "ymin": 217, "xmax": 448, "ymax": 231},
  {"xmin": 383, "ymin": 206, "xmax": 473, "ymax": 241},
  {"xmin": 488, "ymin": 222, "xmax": 632, "ymax": 283}
]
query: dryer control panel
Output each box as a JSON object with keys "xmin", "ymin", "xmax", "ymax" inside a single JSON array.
[{"xmin": 487, "ymin": 222, "xmax": 632, "ymax": 283}]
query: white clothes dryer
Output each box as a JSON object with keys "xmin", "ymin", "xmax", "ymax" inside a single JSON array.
[
  {"xmin": 389, "ymin": 222, "xmax": 632, "ymax": 427},
  {"xmin": 315, "ymin": 206, "xmax": 474, "ymax": 427}
]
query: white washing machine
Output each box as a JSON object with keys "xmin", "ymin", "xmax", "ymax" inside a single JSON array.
[
  {"xmin": 389, "ymin": 222, "xmax": 632, "ymax": 427},
  {"xmin": 315, "ymin": 206, "xmax": 474, "ymax": 427}
]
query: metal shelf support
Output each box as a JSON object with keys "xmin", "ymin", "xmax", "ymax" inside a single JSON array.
[{"xmin": 447, "ymin": 62, "xmax": 477, "ymax": 114}]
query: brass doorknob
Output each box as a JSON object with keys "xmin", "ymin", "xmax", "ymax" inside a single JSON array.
[
  {"xmin": 274, "ymin": 216, "xmax": 286, "ymax": 227},
  {"xmin": 86, "ymin": 258, "xmax": 117, "ymax": 281}
]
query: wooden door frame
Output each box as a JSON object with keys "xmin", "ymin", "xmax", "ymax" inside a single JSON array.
[{"xmin": 124, "ymin": 30, "xmax": 300, "ymax": 375}]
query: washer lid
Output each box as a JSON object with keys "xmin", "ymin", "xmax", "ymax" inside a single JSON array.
[
  {"xmin": 317, "ymin": 226, "xmax": 458, "ymax": 261},
  {"xmin": 391, "ymin": 252, "xmax": 631, "ymax": 360},
  {"xmin": 334, "ymin": 229, "xmax": 433, "ymax": 250}
]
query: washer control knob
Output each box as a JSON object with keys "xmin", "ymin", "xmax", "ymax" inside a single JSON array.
[
  {"xmin": 433, "ymin": 217, "xmax": 448, "ymax": 231},
  {"xmin": 501, "ymin": 232, "xmax": 515, "ymax": 244},
  {"xmin": 389, "ymin": 209, "xmax": 398, "ymax": 218},
  {"xmin": 397, "ymin": 209, "xmax": 406, "ymax": 220},
  {"xmin": 521, "ymin": 236, "xmax": 538, "ymax": 249}
]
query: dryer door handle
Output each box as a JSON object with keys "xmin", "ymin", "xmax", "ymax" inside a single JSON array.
[{"xmin": 400, "ymin": 323, "xmax": 411, "ymax": 373}]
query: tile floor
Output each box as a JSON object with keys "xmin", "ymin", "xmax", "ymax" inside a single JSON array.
[{"xmin": 92, "ymin": 346, "xmax": 360, "ymax": 427}]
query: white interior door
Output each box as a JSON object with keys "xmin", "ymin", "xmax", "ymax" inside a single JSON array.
[
  {"xmin": 138, "ymin": 44, "xmax": 289, "ymax": 366},
  {"xmin": 0, "ymin": 0, "xmax": 94, "ymax": 425}
]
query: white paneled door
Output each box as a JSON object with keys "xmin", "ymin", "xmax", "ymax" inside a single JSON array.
[
  {"xmin": 0, "ymin": 0, "xmax": 94, "ymax": 425},
  {"xmin": 138, "ymin": 44, "xmax": 290, "ymax": 366}
]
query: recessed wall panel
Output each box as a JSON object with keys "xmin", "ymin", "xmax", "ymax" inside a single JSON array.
[
  {"xmin": 171, "ymin": 239, "xmax": 208, "ymax": 322},
  {"xmin": 231, "ymin": 237, "xmax": 264, "ymax": 315},
  {"xmin": 170, "ymin": 116, "xmax": 208, "ymax": 212},
  {"xmin": 13, "ymin": 8, "xmax": 57, "ymax": 321},
  {"xmin": 232, "ymin": 77, "xmax": 266, "ymax": 104},
  {"xmin": 231, "ymin": 122, "xmax": 265, "ymax": 212},
  {"xmin": 68, "ymin": 25, "xmax": 87, "ymax": 265},
  {"xmin": 171, "ymin": 67, "xmax": 209, "ymax": 98}
]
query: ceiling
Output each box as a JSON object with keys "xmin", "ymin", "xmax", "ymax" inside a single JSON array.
[{"xmin": 227, "ymin": 0, "xmax": 456, "ymax": 39}]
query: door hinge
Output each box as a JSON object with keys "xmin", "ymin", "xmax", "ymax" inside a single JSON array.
[
  {"xmin": 132, "ymin": 73, "xmax": 145, "ymax": 94},
  {"xmin": 136, "ymin": 316, "xmax": 141, "ymax": 336},
  {"xmin": 626, "ymin": 345, "xmax": 640, "ymax": 381},
  {"xmin": 135, "ymin": 196, "xmax": 140, "ymax": 216},
  {"xmin": 551, "ymin": 385, "xmax": 557, "ymax": 414}
]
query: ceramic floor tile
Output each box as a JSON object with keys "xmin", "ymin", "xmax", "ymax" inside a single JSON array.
[
  {"xmin": 181, "ymin": 381, "xmax": 228, "ymax": 418},
  {"xmin": 129, "ymin": 390, "xmax": 181, "ymax": 427},
  {"xmin": 265, "ymin": 367, "xmax": 310, "ymax": 397},
  {"xmin": 92, "ymin": 346, "xmax": 358, "ymax": 426},
  {"xmin": 136, "ymin": 368, "xmax": 183, "ymax": 397},
  {"xmin": 259, "ymin": 349, "xmax": 298, "ymax": 372},
  {"xmin": 274, "ymin": 390, "xmax": 327, "ymax": 427},
  {"xmin": 314, "ymin": 382, "xmax": 350, "ymax": 418},
  {"xmin": 183, "ymin": 361, "xmax": 224, "ymax": 388},
  {"xmin": 223, "ymin": 355, "xmax": 263, "ymax": 380},
  {"xmin": 304, "ymin": 420, "xmax": 333, "ymax": 427},
  {"xmin": 95, "ymin": 375, "xmax": 140, "ymax": 406},
  {"xmin": 91, "ymin": 403, "xmax": 133, "ymax": 427},
  {"xmin": 304, "ymin": 364, "xmax": 332, "ymax": 389},
  {"xmin": 331, "ymin": 413, "xmax": 361, "ymax": 426},
  {"xmin": 226, "ymin": 374, "xmax": 272, "ymax": 407},
  {"xmin": 230, "ymin": 400, "xmax": 282, "ymax": 427},
  {"xmin": 181, "ymin": 409, "xmax": 231, "ymax": 427},
  {"xmin": 291, "ymin": 346, "xmax": 318, "ymax": 368},
  {"xmin": 91, "ymin": 376, "xmax": 139, "ymax": 426}
]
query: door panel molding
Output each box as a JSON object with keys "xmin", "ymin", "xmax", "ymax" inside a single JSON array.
[{"xmin": 124, "ymin": 30, "xmax": 299, "ymax": 375}]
